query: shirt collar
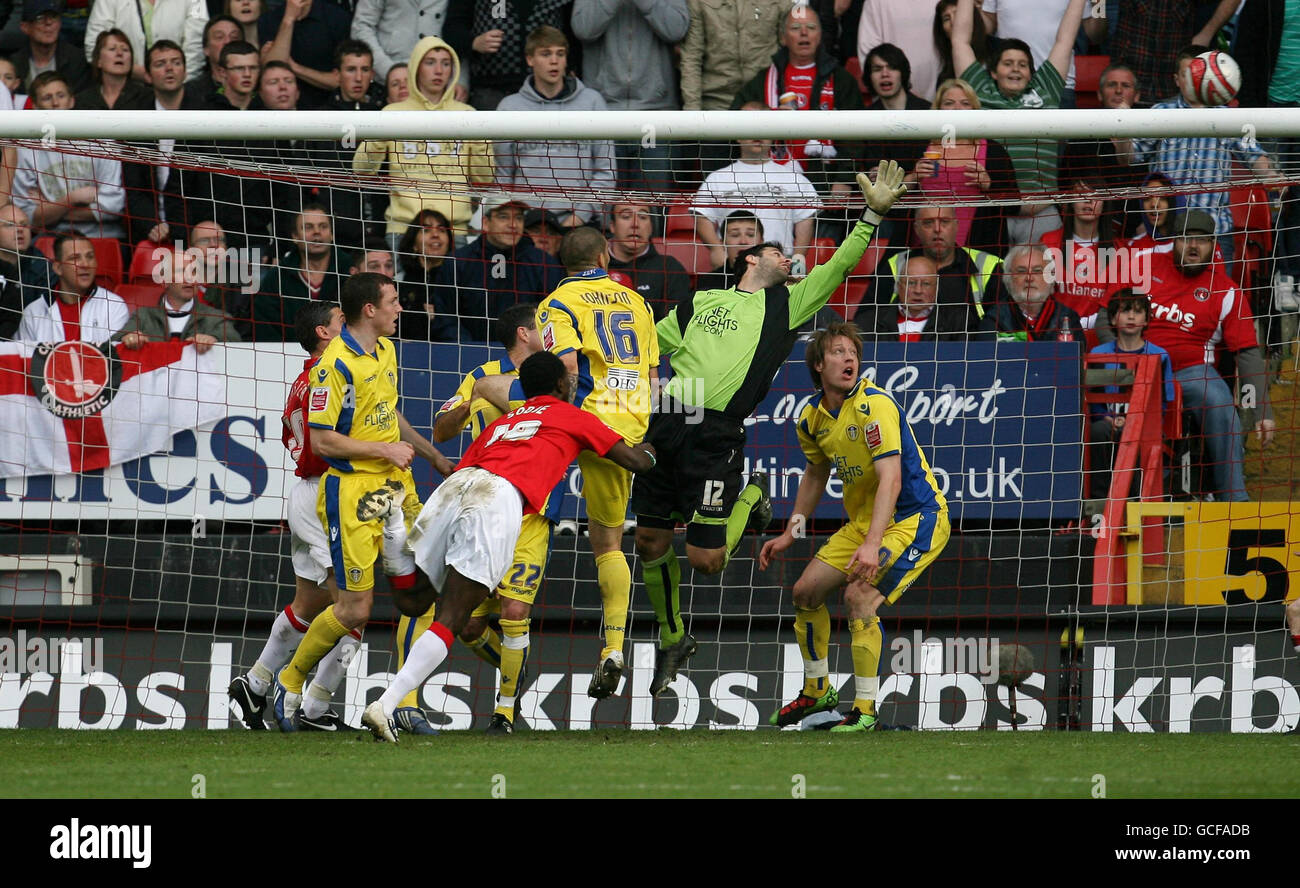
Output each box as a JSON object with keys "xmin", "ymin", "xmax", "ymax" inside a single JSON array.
[
  {"xmin": 560, "ymin": 268, "xmax": 609, "ymax": 285},
  {"xmin": 340, "ymin": 324, "xmax": 384, "ymax": 359}
]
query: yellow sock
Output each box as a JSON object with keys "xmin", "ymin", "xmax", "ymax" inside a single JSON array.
[
  {"xmin": 595, "ymin": 550, "xmax": 630, "ymax": 659},
  {"xmin": 795, "ymin": 605, "xmax": 832, "ymax": 698},
  {"xmin": 495, "ymin": 618, "xmax": 529, "ymax": 718},
  {"xmin": 461, "ymin": 625, "xmax": 503, "ymax": 669},
  {"xmin": 280, "ymin": 605, "xmax": 348, "ymax": 693},
  {"xmin": 396, "ymin": 603, "xmax": 437, "ymax": 710},
  {"xmin": 848, "ymin": 617, "xmax": 883, "ymax": 716}
]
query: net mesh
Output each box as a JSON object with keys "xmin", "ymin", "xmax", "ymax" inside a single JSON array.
[{"xmin": 1, "ymin": 121, "xmax": 1299, "ymax": 733}]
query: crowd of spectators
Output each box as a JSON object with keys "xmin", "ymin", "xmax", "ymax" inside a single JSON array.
[{"xmin": 0, "ymin": 0, "xmax": 1285, "ymax": 501}]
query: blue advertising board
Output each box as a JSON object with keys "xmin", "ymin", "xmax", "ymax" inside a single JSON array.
[{"xmin": 398, "ymin": 340, "xmax": 1083, "ymax": 522}]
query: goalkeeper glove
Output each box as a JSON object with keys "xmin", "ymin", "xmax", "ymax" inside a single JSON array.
[{"xmin": 856, "ymin": 159, "xmax": 909, "ymax": 221}]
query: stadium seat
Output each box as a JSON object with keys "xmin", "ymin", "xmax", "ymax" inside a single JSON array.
[
  {"xmin": 808, "ymin": 237, "xmax": 838, "ymax": 268},
  {"xmin": 128, "ymin": 240, "xmax": 166, "ymax": 283},
  {"xmin": 829, "ymin": 239, "xmax": 889, "ymax": 314},
  {"xmin": 664, "ymin": 201, "xmax": 696, "ymax": 236},
  {"xmin": 839, "ymin": 278, "xmax": 870, "ymax": 314},
  {"xmin": 117, "ymin": 283, "xmax": 164, "ymax": 313},
  {"xmin": 90, "ymin": 239, "xmax": 124, "ymax": 287},
  {"xmin": 1073, "ymin": 55, "xmax": 1109, "ymax": 109},
  {"xmin": 34, "ymin": 236, "xmax": 53, "ymax": 259},
  {"xmin": 655, "ymin": 235, "xmax": 712, "ymax": 281}
]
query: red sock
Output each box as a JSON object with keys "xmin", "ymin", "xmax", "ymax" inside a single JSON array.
[{"xmin": 430, "ymin": 621, "xmax": 454, "ymax": 649}]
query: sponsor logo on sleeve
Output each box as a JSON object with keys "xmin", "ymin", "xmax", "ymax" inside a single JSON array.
[
  {"xmin": 865, "ymin": 421, "xmax": 882, "ymax": 448},
  {"xmin": 310, "ymin": 388, "xmax": 329, "ymax": 412},
  {"xmin": 542, "ymin": 323, "xmax": 555, "ymax": 351}
]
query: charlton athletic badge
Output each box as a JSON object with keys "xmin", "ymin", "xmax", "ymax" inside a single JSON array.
[
  {"xmin": 1193, "ymin": 287, "xmax": 1210, "ymax": 302},
  {"xmin": 31, "ymin": 341, "xmax": 122, "ymax": 419}
]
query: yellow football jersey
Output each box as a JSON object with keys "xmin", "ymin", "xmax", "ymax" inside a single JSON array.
[
  {"xmin": 307, "ymin": 326, "xmax": 400, "ymax": 475},
  {"xmin": 797, "ymin": 379, "xmax": 947, "ymax": 526},
  {"xmin": 537, "ymin": 270, "xmax": 659, "ymax": 442},
  {"xmin": 435, "ymin": 356, "xmax": 523, "ymax": 441}
]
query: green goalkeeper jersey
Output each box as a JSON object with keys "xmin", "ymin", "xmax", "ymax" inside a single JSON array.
[{"xmin": 656, "ymin": 217, "xmax": 879, "ymax": 420}]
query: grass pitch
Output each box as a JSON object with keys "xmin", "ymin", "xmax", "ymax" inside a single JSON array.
[{"xmin": 2, "ymin": 730, "xmax": 1297, "ymax": 798}]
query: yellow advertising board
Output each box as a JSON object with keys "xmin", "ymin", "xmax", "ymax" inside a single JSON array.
[{"xmin": 1182, "ymin": 502, "xmax": 1300, "ymax": 605}]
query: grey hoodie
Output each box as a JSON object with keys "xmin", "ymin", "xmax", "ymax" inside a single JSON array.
[
  {"xmin": 495, "ymin": 75, "xmax": 616, "ymax": 223},
  {"xmin": 572, "ymin": 0, "xmax": 689, "ymax": 111}
]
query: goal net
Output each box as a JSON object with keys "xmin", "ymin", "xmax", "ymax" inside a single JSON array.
[{"xmin": 1, "ymin": 108, "xmax": 1298, "ymax": 733}]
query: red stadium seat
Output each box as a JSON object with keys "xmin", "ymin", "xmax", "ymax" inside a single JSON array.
[
  {"xmin": 828, "ymin": 239, "xmax": 889, "ymax": 315},
  {"xmin": 117, "ymin": 283, "xmax": 164, "ymax": 313},
  {"xmin": 808, "ymin": 237, "xmax": 838, "ymax": 268},
  {"xmin": 664, "ymin": 201, "xmax": 696, "ymax": 236},
  {"xmin": 34, "ymin": 236, "xmax": 53, "ymax": 259},
  {"xmin": 89, "ymin": 238, "xmax": 124, "ymax": 287},
  {"xmin": 128, "ymin": 240, "xmax": 166, "ymax": 283},
  {"xmin": 839, "ymin": 278, "xmax": 870, "ymax": 314},
  {"xmin": 656, "ymin": 235, "xmax": 712, "ymax": 280},
  {"xmin": 1073, "ymin": 55, "xmax": 1110, "ymax": 110}
]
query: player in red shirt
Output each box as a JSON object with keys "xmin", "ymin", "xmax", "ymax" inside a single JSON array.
[
  {"xmin": 229, "ymin": 303, "xmax": 363, "ymax": 730},
  {"xmin": 361, "ymin": 351, "xmax": 655, "ymax": 742},
  {"xmin": 1099, "ymin": 210, "xmax": 1274, "ymax": 501}
]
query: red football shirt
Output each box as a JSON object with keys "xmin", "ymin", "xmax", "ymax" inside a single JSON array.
[
  {"xmin": 283, "ymin": 357, "xmax": 329, "ymax": 479},
  {"xmin": 1040, "ymin": 229, "xmax": 1108, "ymax": 319},
  {"xmin": 460, "ymin": 395, "xmax": 623, "ymax": 514},
  {"xmin": 57, "ymin": 295, "xmax": 86, "ymax": 342},
  {"xmin": 1121, "ymin": 250, "xmax": 1256, "ymax": 372},
  {"xmin": 775, "ymin": 62, "xmax": 835, "ymax": 165}
]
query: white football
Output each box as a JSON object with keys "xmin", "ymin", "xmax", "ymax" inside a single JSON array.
[{"xmin": 1187, "ymin": 50, "xmax": 1241, "ymax": 107}]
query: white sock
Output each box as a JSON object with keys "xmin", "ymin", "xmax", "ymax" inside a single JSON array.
[
  {"xmin": 378, "ymin": 628, "xmax": 449, "ymax": 714},
  {"xmin": 250, "ymin": 606, "xmax": 308, "ymax": 695},
  {"xmin": 300, "ymin": 682, "xmax": 334, "ymax": 720},
  {"xmin": 301, "ymin": 631, "xmax": 361, "ymax": 719},
  {"xmin": 382, "ymin": 507, "xmax": 415, "ymax": 577},
  {"xmin": 248, "ymin": 662, "xmax": 274, "ymax": 697},
  {"xmin": 855, "ymin": 675, "xmax": 879, "ymax": 707}
]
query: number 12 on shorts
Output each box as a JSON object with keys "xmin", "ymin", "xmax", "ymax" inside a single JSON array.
[{"xmin": 703, "ymin": 479, "xmax": 724, "ymax": 507}]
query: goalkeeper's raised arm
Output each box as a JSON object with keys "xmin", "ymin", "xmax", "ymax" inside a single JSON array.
[
  {"xmin": 784, "ymin": 160, "xmax": 909, "ymax": 329},
  {"xmin": 652, "ymin": 159, "xmax": 907, "ymax": 419}
]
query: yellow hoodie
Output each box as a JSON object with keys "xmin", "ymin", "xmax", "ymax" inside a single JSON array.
[{"xmin": 352, "ymin": 36, "xmax": 495, "ymax": 235}]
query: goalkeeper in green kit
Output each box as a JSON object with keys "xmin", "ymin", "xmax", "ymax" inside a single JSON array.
[{"xmin": 631, "ymin": 160, "xmax": 909, "ymax": 695}]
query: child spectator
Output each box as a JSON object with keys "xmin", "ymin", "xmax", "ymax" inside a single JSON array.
[{"xmin": 1086, "ymin": 290, "xmax": 1175, "ymax": 499}]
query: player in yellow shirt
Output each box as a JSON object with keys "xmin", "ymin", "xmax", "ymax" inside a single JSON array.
[
  {"xmin": 535, "ymin": 226, "xmax": 659, "ymax": 699},
  {"xmin": 759, "ymin": 321, "xmax": 950, "ymax": 732},
  {"xmin": 428, "ymin": 302, "xmax": 551, "ymax": 734},
  {"xmin": 272, "ymin": 272, "xmax": 453, "ymax": 731}
]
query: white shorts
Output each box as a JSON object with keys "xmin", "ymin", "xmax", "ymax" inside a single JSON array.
[
  {"xmin": 288, "ymin": 477, "xmax": 330, "ymax": 585},
  {"xmin": 409, "ymin": 467, "xmax": 523, "ymax": 594}
]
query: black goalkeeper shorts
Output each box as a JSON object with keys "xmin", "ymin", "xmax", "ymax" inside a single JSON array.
[{"xmin": 630, "ymin": 406, "xmax": 746, "ymax": 550}]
